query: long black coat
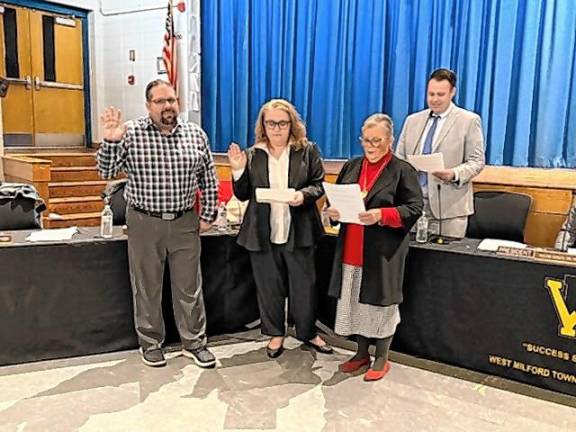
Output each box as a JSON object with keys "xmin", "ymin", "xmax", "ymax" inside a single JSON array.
[
  {"xmin": 327, "ymin": 155, "xmax": 423, "ymax": 306},
  {"xmin": 232, "ymin": 143, "xmax": 325, "ymax": 252}
]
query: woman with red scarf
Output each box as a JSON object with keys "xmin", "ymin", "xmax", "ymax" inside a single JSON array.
[{"xmin": 326, "ymin": 113, "xmax": 423, "ymax": 381}]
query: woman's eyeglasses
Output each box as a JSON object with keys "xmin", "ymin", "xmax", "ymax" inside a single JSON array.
[
  {"xmin": 358, "ymin": 136, "xmax": 385, "ymax": 147},
  {"xmin": 264, "ymin": 120, "xmax": 291, "ymax": 130}
]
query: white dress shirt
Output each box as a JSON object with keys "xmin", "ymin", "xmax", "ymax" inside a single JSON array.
[
  {"xmin": 233, "ymin": 143, "xmax": 291, "ymax": 244},
  {"xmin": 417, "ymin": 102, "xmax": 454, "ymax": 154}
]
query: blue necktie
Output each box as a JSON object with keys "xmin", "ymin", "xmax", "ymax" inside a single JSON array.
[{"xmin": 419, "ymin": 115, "xmax": 440, "ymax": 189}]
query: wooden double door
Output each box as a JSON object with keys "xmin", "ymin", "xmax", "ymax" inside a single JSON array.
[{"xmin": 1, "ymin": 3, "xmax": 85, "ymax": 147}]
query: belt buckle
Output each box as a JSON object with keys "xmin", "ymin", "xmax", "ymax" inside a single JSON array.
[{"xmin": 161, "ymin": 212, "xmax": 176, "ymax": 221}]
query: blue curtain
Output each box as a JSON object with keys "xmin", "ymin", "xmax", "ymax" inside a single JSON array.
[{"xmin": 202, "ymin": 0, "xmax": 576, "ymax": 167}]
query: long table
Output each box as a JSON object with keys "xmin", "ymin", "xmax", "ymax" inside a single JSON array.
[
  {"xmin": 4, "ymin": 228, "xmax": 576, "ymax": 397},
  {"xmin": 316, "ymin": 236, "xmax": 576, "ymax": 397},
  {"xmin": 0, "ymin": 227, "xmax": 259, "ymax": 366}
]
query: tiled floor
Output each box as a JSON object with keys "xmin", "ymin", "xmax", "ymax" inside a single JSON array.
[{"xmin": 1, "ymin": 336, "xmax": 575, "ymax": 432}]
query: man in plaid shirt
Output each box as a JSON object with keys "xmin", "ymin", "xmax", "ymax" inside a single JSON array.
[{"xmin": 97, "ymin": 79, "xmax": 218, "ymax": 368}]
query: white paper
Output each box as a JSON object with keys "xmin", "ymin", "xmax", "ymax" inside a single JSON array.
[
  {"xmin": 255, "ymin": 188, "xmax": 296, "ymax": 204},
  {"xmin": 323, "ymin": 182, "xmax": 366, "ymax": 225},
  {"xmin": 26, "ymin": 227, "xmax": 78, "ymax": 242},
  {"xmin": 567, "ymin": 248, "xmax": 576, "ymax": 255},
  {"xmin": 407, "ymin": 152, "xmax": 445, "ymax": 172},
  {"xmin": 477, "ymin": 238, "xmax": 527, "ymax": 252}
]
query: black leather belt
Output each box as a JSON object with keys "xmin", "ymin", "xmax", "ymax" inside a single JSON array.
[{"xmin": 131, "ymin": 206, "xmax": 191, "ymax": 221}]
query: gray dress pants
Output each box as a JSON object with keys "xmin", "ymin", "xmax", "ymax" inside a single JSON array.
[{"xmin": 126, "ymin": 207, "xmax": 207, "ymax": 351}]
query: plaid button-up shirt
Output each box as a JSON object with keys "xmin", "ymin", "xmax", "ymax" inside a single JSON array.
[{"xmin": 96, "ymin": 116, "xmax": 218, "ymax": 223}]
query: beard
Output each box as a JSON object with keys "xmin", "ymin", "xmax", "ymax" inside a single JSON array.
[{"xmin": 160, "ymin": 109, "xmax": 177, "ymax": 126}]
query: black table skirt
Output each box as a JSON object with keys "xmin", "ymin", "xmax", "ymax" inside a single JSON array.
[
  {"xmin": 4, "ymin": 229, "xmax": 576, "ymax": 398},
  {"xmin": 316, "ymin": 235, "xmax": 576, "ymax": 397},
  {"xmin": 0, "ymin": 231, "xmax": 259, "ymax": 366}
]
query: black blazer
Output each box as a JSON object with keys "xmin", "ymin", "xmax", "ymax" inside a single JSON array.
[
  {"xmin": 233, "ymin": 143, "xmax": 325, "ymax": 252},
  {"xmin": 328, "ymin": 155, "xmax": 423, "ymax": 306}
]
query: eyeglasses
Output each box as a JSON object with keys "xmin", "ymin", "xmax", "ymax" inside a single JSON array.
[
  {"xmin": 151, "ymin": 98, "xmax": 178, "ymax": 106},
  {"xmin": 264, "ymin": 120, "xmax": 291, "ymax": 130},
  {"xmin": 359, "ymin": 136, "xmax": 386, "ymax": 147}
]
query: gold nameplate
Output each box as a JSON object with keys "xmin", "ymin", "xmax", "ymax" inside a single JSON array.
[
  {"xmin": 533, "ymin": 249, "xmax": 576, "ymax": 266},
  {"xmin": 497, "ymin": 246, "xmax": 576, "ymax": 266},
  {"xmin": 496, "ymin": 246, "xmax": 535, "ymax": 258}
]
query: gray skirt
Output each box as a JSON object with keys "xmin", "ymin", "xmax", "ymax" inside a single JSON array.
[{"xmin": 334, "ymin": 264, "xmax": 400, "ymax": 339}]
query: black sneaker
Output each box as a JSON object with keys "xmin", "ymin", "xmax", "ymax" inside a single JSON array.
[
  {"xmin": 182, "ymin": 346, "xmax": 217, "ymax": 368},
  {"xmin": 139, "ymin": 347, "xmax": 167, "ymax": 367}
]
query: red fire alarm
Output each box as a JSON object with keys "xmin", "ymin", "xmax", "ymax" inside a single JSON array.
[{"xmin": 128, "ymin": 75, "xmax": 135, "ymax": 85}]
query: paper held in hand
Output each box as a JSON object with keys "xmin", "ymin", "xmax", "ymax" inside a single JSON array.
[
  {"xmin": 407, "ymin": 152, "xmax": 445, "ymax": 172},
  {"xmin": 322, "ymin": 182, "xmax": 366, "ymax": 225},
  {"xmin": 255, "ymin": 188, "xmax": 296, "ymax": 204}
]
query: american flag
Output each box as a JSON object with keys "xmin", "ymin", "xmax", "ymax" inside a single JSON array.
[{"xmin": 162, "ymin": 0, "xmax": 178, "ymax": 94}]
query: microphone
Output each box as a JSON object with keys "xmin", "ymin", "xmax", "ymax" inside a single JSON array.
[{"xmin": 432, "ymin": 182, "xmax": 450, "ymax": 245}]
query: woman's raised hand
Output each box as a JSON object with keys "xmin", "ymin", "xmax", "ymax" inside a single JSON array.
[{"xmin": 227, "ymin": 143, "xmax": 247, "ymax": 171}]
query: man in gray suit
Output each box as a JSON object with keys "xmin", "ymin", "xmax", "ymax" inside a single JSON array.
[{"xmin": 396, "ymin": 68, "xmax": 485, "ymax": 238}]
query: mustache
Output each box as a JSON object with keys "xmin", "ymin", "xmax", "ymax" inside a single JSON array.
[{"xmin": 160, "ymin": 109, "xmax": 177, "ymax": 125}]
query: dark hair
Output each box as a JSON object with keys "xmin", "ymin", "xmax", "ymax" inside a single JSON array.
[
  {"xmin": 145, "ymin": 79, "xmax": 174, "ymax": 101},
  {"xmin": 428, "ymin": 68, "xmax": 457, "ymax": 88}
]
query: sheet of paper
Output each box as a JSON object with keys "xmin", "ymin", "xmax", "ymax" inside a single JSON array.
[
  {"xmin": 26, "ymin": 227, "xmax": 78, "ymax": 242},
  {"xmin": 567, "ymin": 248, "xmax": 576, "ymax": 255},
  {"xmin": 477, "ymin": 238, "xmax": 527, "ymax": 252},
  {"xmin": 323, "ymin": 182, "xmax": 366, "ymax": 225},
  {"xmin": 255, "ymin": 188, "xmax": 296, "ymax": 204},
  {"xmin": 407, "ymin": 152, "xmax": 445, "ymax": 172}
]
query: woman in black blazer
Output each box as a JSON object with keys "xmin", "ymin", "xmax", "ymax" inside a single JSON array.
[
  {"xmin": 327, "ymin": 113, "xmax": 423, "ymax": 381},
  {"xmin": 227, "ymin": 99, "xmax": 333, "ymax": 358}
]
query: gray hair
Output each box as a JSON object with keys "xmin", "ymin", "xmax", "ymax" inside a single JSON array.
[{"xmin": 361, "ymin": 113, "xmax": 394, "ymax": 138}]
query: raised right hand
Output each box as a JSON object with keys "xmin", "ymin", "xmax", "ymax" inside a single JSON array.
[
  {"xmin": 227, "ymin": 142, "xmax": 247, "ymax": 171},
  {"xmin": 326, "ymin": 207, "xmax": 340, "ymax": 222},
  {"xmin": 100, "ymin": 107, "xmax": 126, "ymax": 142}
]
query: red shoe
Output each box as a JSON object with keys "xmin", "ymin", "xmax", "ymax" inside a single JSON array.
[
  {"xmin": 364, "ymin": 361, "xmax": 391, "ymax": 381},
  {"xmin": 339, "ymin": 357, "xmax": 371, "ymax": 373}
]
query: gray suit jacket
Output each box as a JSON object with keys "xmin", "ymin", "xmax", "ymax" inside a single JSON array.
[{"xmin": 396, "ymin": 104, "xmax": 485, "ymax": 219}]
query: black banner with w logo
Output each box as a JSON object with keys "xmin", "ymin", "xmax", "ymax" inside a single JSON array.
[{"xmin": 315, "ymin": 236, "xmax": 576, "ymax": 397}]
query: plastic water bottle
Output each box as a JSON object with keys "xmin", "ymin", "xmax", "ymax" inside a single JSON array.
[
  {"xmin": 100, "ymin": 204, "xmax": 114, "ymax": 238},
  {"xmin": 321, "ymin": 205, "xmax": 331, "ymax": 229},
  {"xmin": 416, "ymin": 211, "xmax": 429, "ymax": 243},
  {"xmin": 216, "ymin": 202, "xmax": 228, "ymax": 232}
]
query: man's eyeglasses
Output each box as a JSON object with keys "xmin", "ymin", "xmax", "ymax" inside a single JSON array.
[
  {"xmin": 264, "ymin": 120, "xmax": 291, "ymax": 130},
  {"xmin": 151, "ymin": 98, "xmax": 178, "ymax": 106},
  {"xmin": 359, "ymin": 136, "xmax": 385, "ymax": 147}
]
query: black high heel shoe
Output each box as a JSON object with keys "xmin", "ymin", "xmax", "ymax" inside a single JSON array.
[
  {"xmin": 304, "ymin": 340, "xmax": 334, "ymax": 354},
  {"xmin": 266, "ymin": 344, "xmax": 285, "ymax": 358}
]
